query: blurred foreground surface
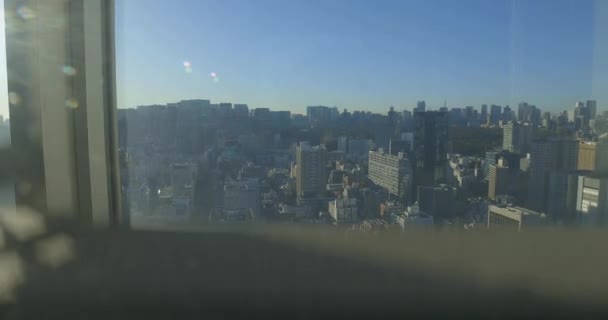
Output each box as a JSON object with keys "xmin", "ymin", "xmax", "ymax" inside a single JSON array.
[{"xmin": 1, "ymin": 217, "xmax": 608, "ymax": 319}]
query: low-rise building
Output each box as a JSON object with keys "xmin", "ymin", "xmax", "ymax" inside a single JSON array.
[{"xmin": 487, "ymin": 205, "xmax": 546, "ymax": 231}]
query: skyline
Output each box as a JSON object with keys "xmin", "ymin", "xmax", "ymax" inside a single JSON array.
[
  {"xmin": 115, "ymin": 0, "xmax": 608, "ymax": 114},
  {"xmin": 1, "ymin": 0, "xmax": 608, "ymax": 118}
]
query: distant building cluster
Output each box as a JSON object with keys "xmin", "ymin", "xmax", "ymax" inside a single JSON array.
[{"xmin": 117, "ymin": 97, "xmax": 607, "ymax": 231}]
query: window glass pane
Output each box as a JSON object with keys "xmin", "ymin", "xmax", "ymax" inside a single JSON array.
[
  {"xmin": 0, "ymin": 0, "xmax": 15, "ymax": 210},
  {"xmin": 115, "ymin": 0, "xmax": 608, "ymax": 230}
]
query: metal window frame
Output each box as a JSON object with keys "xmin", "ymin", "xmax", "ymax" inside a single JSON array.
[{"xmin": 4, "ymin": 0, "xmax": 123, "ymax": 227}]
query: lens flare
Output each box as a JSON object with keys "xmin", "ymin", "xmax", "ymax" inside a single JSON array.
[
  {"xmin": 183, "ymin": 61, "xmax": 191, "ymax": 68},
  {"xmin": 210, "ymin": 72, "xmax": 217, "ymax": 78},
  {"xmin": 8, "ymin": 92, "xmax": 21, "ymax": 105},
  {"xmin": 61, "ymin": 66, "xmax": 77, "ymax": 76},
  {"xmin": 16, "ymin": 5, "xmax": 35, "ymax": 20},
  {"xmin": 65, "ymin": 98, "xmax": 79, "ymax": 109}
]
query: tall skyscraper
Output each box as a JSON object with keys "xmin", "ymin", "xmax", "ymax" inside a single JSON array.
[
  {"xmin": 488, "ymin": 162, "xmax": 511, "ymax": 200},
  {"xmin": 528, "ymin": 138, "xmax": 579, "ymax": 213},
  {"xmin": 233, "ymin": 104, "xmax": 249, "ymax": 118},
  {"xmin": 368, "ymin": 149, "xmax": 413, "ymax": 204},
  {"xmin": 502, "ymin": 122, "xmax": 534, "ymax": 154},
  {"xmin": 306, "ymin": 106, "xmax": 332, "ymax": 124},
  {"xmin": 415, "ymin": 100, "xmax": 426, "ymax": 113},
  {"xmin": 502, "ymin": 105, "xmax": 514, "ymax": 122},
  {"xmin": 414, "ymin": 111, "xmax": 449, "ymax": 190},
  {"xmin": 489, "ymin": 105, "xmax": 502, "ymax": 125},
  {"xmin": 480, "ymin": 104, "xmax": 488, "ymax": 124},
  {"xmin": 417, "ymin": 185, "xmax": 457, "ymax": 220},
  {"xmin": 296, "ymin": 142, "xmax": 328, "ymax": 198},
  {"xmin": 586, "ymin": 100, "xmax": 597, "ymax": 120}
]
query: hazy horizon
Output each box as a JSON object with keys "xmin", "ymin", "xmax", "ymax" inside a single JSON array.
[
  {"xmin": 115, "ymin": 0, "xmax": 608, "ymax": 115},
  {"xmin": 2, "ymin": 0, "xmax": 608, "ymax": 118}
]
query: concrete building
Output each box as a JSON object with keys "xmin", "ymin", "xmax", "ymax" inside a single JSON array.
[
  {"xmin": 328, "ymin": 197, "xmax": 358, "ymax": 223},
  {"xmin": 576, "ymin": 174, "xmax": 608, "ymax": 225},
  {"xmin": 399, "ymin": 132, "xmax": 415, "ymax": 151},
  {"xmin": 488, "ymin": 162, "xmax": 511, "ymax": 200},
  {"xmin": 481, "ymin": 104, "xmax": 488, "ymax": 124},
  {"xmin": 338, "ymin": 136, "xmax": 348, "ymax": 153},
  {"xmin": 502, "ymin": 122, "xmax": 534, "ymax": 153},
  {"xmin": 233, "ymin": 104, "xmax": 249, "ymax": 118},
  {"xmin": 528, "ymin": 138, "xmax": 579, "ymax": 213},
  {"xmin": 586, "ymin": 100, "xmax": 597, "ymax": 120},
  {"xmin": 307, "ymin": 106, "xmax": 332, "ymax": 124},
  {"xmin": 379, "ymin": 201, "xmax": 404, "ymax": 218},
  {"xmin": 417, "ymin": 185, "xmax": 457, "ymax": 220},
  {"xmin": 368, "ymin": 149, "xmax": 413, "ymax": 204},
  {"xmin": 544, "ymin": 170, "xmax": 590, "ymax": 224},
  {"xmin": 578, "ymin": 141, "xmax": 596, "ymax": 171},
  {"xmin": 489, "ymin": 105, "xmax": 502, "ymax": 125},
  {"xmin": 415, "ymin": 100, "xmax": 426, "ymax": 113},
  {"xmin": 348, "ymin": 138, "xmax": 372, "ymax": 155},
  {"xmin": 484, "ymin": 150, "xmax": 520, "ymax": 178},
  {"xmin": 337, "ymin": 136, "xmax": 372, "ymax": 155},
  {"xmin": 414, "ymin": 111, "xmax": 449, "ymax": 190},
  {"xmin": 224, "ymin": 178, "xmax": 261, "ymax": 219},
  {"xmin": 404, "ymin": 204, "xmax": 434, "ymax": 227},
  {"xmin": 487, "ymin": 205, "xmax": 545, "ymax": 231},
  {"xmin": 296, "ymin": 142, "xmax": 328, "ymax": 198},
  {"xmin": 170, "ymin": 163, "xmax": 197, "ymax": 216},
  {"xmin": 389, "ymin": 139, "xmax": 410, "ymax": 155},
  {"xmin": 596, "ymin": 134, "xmax": 608, "ymax": 174}
]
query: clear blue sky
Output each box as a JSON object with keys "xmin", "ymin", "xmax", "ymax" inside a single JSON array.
[
  {"xmin": 115, "ymin": 0, "xmax": 608, "ymax": 114},
  {"xmin": 2, "ymin": 0, "xmax": 607, "ymax": 118}
]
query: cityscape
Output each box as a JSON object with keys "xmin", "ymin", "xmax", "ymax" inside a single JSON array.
[{"xmin": 117, "ymin": 99, "xmax": 608, "ymax": 231}]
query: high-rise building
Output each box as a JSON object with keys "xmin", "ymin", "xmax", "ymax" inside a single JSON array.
[
  {"xmin": 328, "ymin": 198, "xmax": 358, "ymax": 223},
  {"xmin": 484, "ymin": 150, "xmax": 521, "ymax": 178},
  {"xmin": 596, "ymin": 134, "xmax": 608, "ymax": 174},
  {"xmin": 170, "ymin": 163, "xmax": 197, "ymax": 216},
  {"xmin": 546, "ymin": 171, "xmax": 584, "ymax": 223},
  {"xmin": 576, "ymin": 174, "xmax": 608, "ymax": 225},
  {"xmin": 518, "ymin": 102, "xmax": 531, "ymax": 122},
  {"xmin": 489, "ymin": 105, "xmax": 502, "ymax": 125},
  {"xmin": 502, "ymin": 106, "xmax": 514, "ymax": 122},
  {"xmin": 586, "ymin": 100, "xmax": 597, "ymax": 120},
  {"xmin": 218, "ymin": 102, "xmax": 233, "ymax": 118},
  {"xmin": 502, "ymin": 122, "xmax": 534, "ymax": 153},
  {"xmin": 368, "ymin": 149, "xmax": 413, "ymax": 204},
  {"xmin": 307, "ymin": 106, "xmax": 332, "ymax": 124},
  {"xmin": 480, "ymin": 104, "xmax": 488, "ymax": 124},
  {"xmin": 488, "ymin": 161, "xmax": 512, "ymax": 200},
  {"xmin": 338, "ymin": 136, "xmax": 348, "ymax": 153},
  {"xmin": 389, "ymin": 139, "xmax": 410, "ymax": 155},
  {"xmin": 296, "ymin": 142, "xmax": 328, "ymax": 198},
  {"xmin": 574, "ymin": 101, "xmax": 588, "ymax": 128},
  {"xmin": 417, "ymin": 185, "xmax": 457, "ymax": 220},
  {"xmin": 528, "ymin": 138, "xmax": 579, "ymax": 213},
  {"xmin": 414, "ymin": 111, "xmax": 448, "ymax": 190},
  {"xmin": 578, "ymin": 141, "xmax": 596, "ymax": 171},
  {"xmin": 233, "ymin": 104, "xmax": 249, "ymax": 118},
  {"xmin": 415, "ymin": 100, "xmax": 426, "ymax": 113},
  {"xmin": 347, "ymin": 138, "xmax": 372, "ymax": 155}
]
